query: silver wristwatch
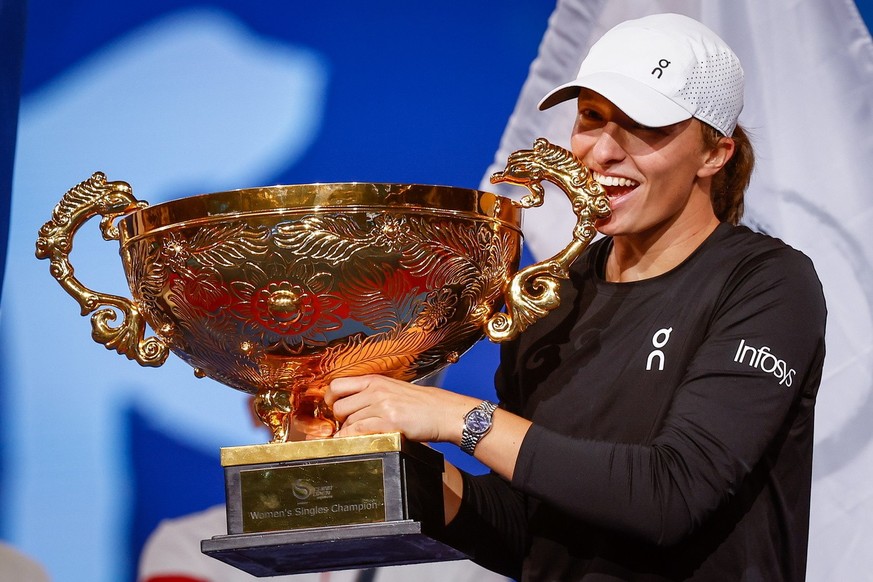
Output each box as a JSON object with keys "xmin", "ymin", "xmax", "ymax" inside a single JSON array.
[{"xmin": 460, "ymin": 400, "xmax": 498, "ymax": 455}]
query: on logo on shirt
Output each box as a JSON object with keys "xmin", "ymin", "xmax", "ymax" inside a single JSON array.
[{"xmin": 646, "ymin": 327, "xmax": 673, "ymax": 371}]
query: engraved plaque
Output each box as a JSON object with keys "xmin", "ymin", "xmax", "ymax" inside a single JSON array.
[
  {"xmin": 239, "ymin": 459, "xmax": 386, "ymax": 532},
  {"xmin": 204, "ymin": 435, "xmax": 458, "ymax": 575}
]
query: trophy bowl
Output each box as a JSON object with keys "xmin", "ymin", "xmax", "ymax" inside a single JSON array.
[{"xmin": 35, "ymin": 138, "xmax": 609, "ymax": 442}]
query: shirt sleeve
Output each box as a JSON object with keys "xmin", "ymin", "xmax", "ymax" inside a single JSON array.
[{"xmin": 510, "ymin": 247, "xmax": 827, "ymax": 546}]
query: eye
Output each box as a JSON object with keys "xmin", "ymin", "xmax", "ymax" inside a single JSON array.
[
  {"xmin": 633, "ymin": 120, "xmax": 682, "ymax": 137},
  {"xmin": 575, "ymin": 107, "xmax": 605, "ymax": 130},
  {"xmin": 629, "ymin": 120, "xmax": 662, "ymax": 133},
  {"xmin": 578, "ymin": 108, "xmax": 603, "ymax": 122}
]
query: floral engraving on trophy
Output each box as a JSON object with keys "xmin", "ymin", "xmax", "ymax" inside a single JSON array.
[
  {"xmin": 36, "ymin": 139, "xmax": 608, "ymax": 443},
  {"xmin": 118, "ymin": 201, "xmax": 519, "ymax": 440}
]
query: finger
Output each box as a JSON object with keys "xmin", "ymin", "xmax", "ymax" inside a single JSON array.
[
  {"xmin": 324, "ymin": 376, "xmax": 372, "ymax": 407},
  {"xmin": 334, "ymin": 416, "xmax": 387, "ymax": 439},
  {"xmin": 330, "ymin": 389, "xmax": 376, "ymax": 423}
]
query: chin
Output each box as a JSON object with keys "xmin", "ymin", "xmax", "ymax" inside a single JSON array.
[{"xmin": 594, "ymin": 218, "xmax": 620, "ymax": 236}]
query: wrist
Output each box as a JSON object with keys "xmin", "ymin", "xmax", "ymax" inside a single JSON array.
[{"xmin": 460, "ymin": 400, "xmax": 498, "ymax": 455}]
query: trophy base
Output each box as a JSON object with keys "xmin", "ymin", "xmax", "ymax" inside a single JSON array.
[
  {"xmin": 202, "ymin": 433, "xmax": 464, "ymax": 576},
  {"xmin": 201, "ymin": 520, "xmax": 466, "ymax": 576}
]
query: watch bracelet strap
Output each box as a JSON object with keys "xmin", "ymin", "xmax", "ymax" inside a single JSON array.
[
  {"xmin": 460, "ymin": 400, "xmax": 498, "ymax": 455},
  {"xmin": 480, "ymin": 400, "xmax": 498, "ymax": 415}
]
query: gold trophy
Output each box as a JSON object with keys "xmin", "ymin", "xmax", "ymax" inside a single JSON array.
[{"xmin": 35, "ymin": 138, "xmax": 609, "ymax": 575}]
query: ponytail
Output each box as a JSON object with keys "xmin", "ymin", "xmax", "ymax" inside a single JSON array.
[{"xmin": 703, "ymin": 123, "xmax": 755, "ymax": 225}]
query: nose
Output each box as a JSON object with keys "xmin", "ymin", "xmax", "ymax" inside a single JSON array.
[{"xmin": 577, "ymin": 122, "xmax": 626, "ymax": 168}]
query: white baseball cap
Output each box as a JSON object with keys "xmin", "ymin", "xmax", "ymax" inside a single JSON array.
[{"xmin": 538, "ymin": 13, "xmax": 744, "ymax": 136}]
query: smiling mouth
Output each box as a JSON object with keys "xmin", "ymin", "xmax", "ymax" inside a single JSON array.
[{"xmin": 592, "ymin": 171, "xmax": 639, "ymax": 199}]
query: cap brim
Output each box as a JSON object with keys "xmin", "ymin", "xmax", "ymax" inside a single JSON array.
[
  {"xmin": 538, "ymin": 72, "xmax": 695, "ymax": 128},
  {"xmin": 537, "ymin": 81, "xmax": 585, "ymax": 111}
]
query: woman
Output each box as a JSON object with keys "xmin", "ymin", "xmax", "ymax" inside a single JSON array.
[{"xmin": 325, "ymin": 13, "xmax": 826, "ymax": 581}]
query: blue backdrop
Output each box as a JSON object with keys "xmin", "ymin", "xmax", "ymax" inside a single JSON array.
[{"xmin": 0, "ymin": 1, "xmax": 551, "ymax": 580}]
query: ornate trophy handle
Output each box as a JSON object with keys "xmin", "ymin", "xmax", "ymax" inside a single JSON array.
[
  {"xmin": 35, "ymin": 172, "xmax": 170, "ymax": 366},
  {"xmin": 485, "ymin": 138, "xmax": 611, "ymax": 342}
]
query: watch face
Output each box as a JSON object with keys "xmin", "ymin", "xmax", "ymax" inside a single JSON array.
[{"xmin": 466, "ymin": 409, "xmax": 491, "ymax": 434}]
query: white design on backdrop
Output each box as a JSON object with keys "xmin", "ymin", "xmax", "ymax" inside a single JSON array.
[
  {"xmin": 1, "ymin": 8, "xmax": 328, "ymax": 580},
  {"xmin": 482, "ymin": 1, "xmax": 873, "ymax": 578}
]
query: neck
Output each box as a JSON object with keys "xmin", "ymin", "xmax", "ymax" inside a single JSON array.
[{"xmin": 605, "ymin": 216, "xmax": 720, "ymax": 282}]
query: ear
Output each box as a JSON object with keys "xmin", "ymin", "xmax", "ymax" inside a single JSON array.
[{"xmin": 698, "ymin": 136, "xmax": 735, "ymax": 178}]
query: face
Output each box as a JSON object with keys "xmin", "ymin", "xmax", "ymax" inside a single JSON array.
[{"xmin": 570, "ymin": 89, "xmax": 726, "ymax": 244}]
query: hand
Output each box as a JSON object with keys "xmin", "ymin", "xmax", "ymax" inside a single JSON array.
[{"xmin": 324, "ymin": 375, "xmax": 478, "ymax": 443}]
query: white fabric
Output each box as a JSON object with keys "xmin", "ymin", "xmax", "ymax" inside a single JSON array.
[
  {"xmin": 481, "ymin": 1, "xmax": 873, "ymax": 580},
  {"xmin": 138, "ymin": 505, "xmax": 508, "ymax": 582}
]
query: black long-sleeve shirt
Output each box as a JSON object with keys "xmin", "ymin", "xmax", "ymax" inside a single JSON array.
[{"xmin": 446, "ymin": 224, "xmax": 827, "ymax": 581}]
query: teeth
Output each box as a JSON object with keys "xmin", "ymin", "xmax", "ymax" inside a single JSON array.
[{"xmin": 593, "ymin": 171, "xmax": 638, "ymax": 188}]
